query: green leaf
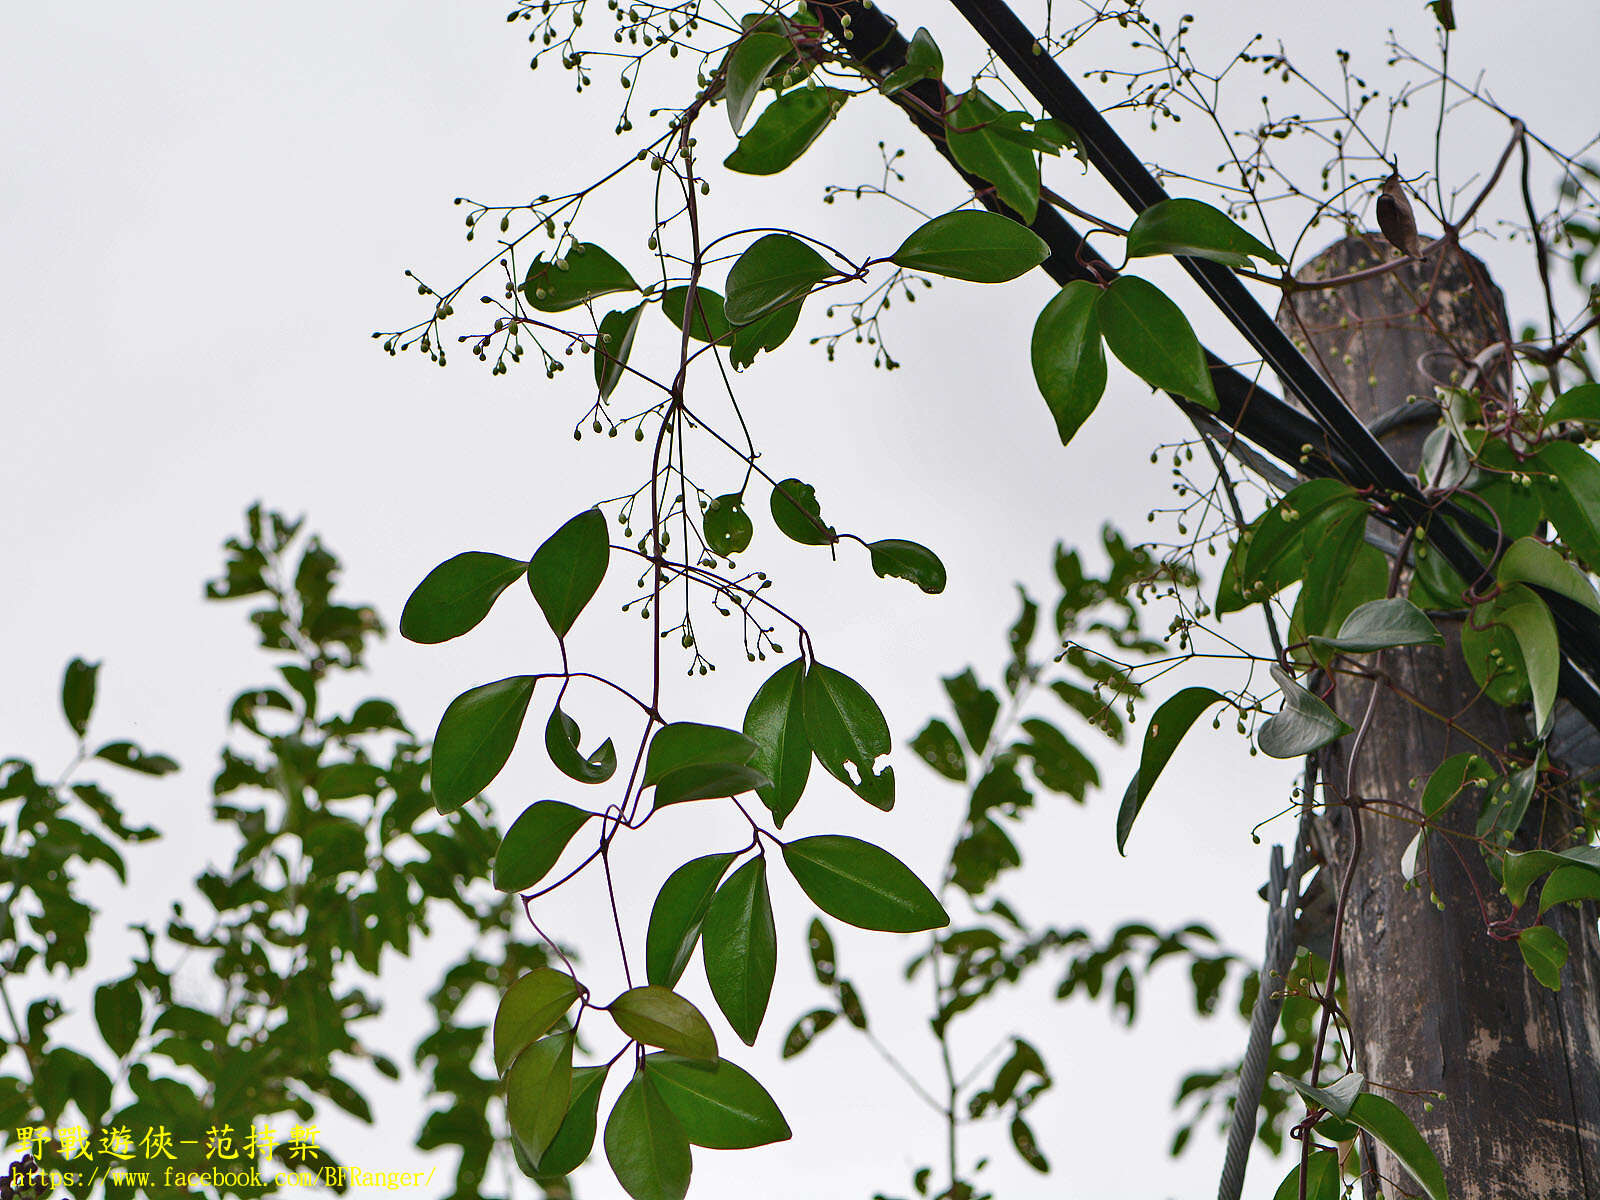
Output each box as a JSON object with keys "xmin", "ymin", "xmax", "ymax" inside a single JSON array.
[
  {"xmin": 1496, "ymin": 588, "xmax": 1559, "ymax": 736},
  {"xmin": 610, "ymin": 987, "xmax": 718, "ymax": 1061},
  {"xmin": 1258, "ymin": 666, "xmax": 1352, "ymax": 759},
  {"xmin": 506, "ymin": 1032, "xmax": 574, "ymax": 1165},
  {"xmin": 1462, "ymin": 592, "xmax": 1532, "ymax": 707},
  {"xmin": 1502, "ymin": 845, "xmax": 1600, "ymax": 907},
  {"xmin": 807, "ymin": 918, "xmax": 837, "ymax": 985},
  {"xmin": 1477, "ymin": 759, "xmax": 1537, "ymax": 848},
  {"xmin": 770, "ymin": 478, "xmax": 837, "ymax": 545},
  {"xmin": 661, "ymin": 286, "xmax": 732, "ymax": 344},
  {"xmin": 1344, "ymin": 1093, "xmax": 1448, "ymax": 1200},
  {"xmin": 1010, "ymin": 1115, "xmax": 1048, "ymax": 1173},
  {"xmin": 1031, "ymin": 281, "xmax": 1107, "ymax": 446},
  {"xmin": 94, "ymin": 741, "xmax": 179, "ymax": 776},
  {"xmin": 1309, "ymin": 596, "xmax": 1443, "ymax": 653},
  {"xmin": 889, "ymin": 210, "xmax": 1050, "ymax": 283},
  {"xmin": 647, "ymin": 853, "xmax": 738, "ymax": 988},
  {"xmin": 947, "ymin": 89, "xmax": 1041, "ymax": 220},
  {"xmin": 1096, "ymin": 276, "xmax": 1218, "ymax": 409},
  {"xmin": 867, "ymin": 539, "xmax": 947, "ymax": 593},
  {"xmin": 943, "ymin": 668, "xmax": 1000, "ymax": 753},
  {"xmin": 652, "ymin": 763, "xmax": 771, "ymax": 808},
  {"xmin": 704, "ymin": 494, "xmax": 753, "ymax": 556},
  {"xmin": 1543, "ymin": 382, "xmax": 1600, "ymax": 429},
  {"xmin": 1116, "ymin": 687, "xmax": 1224, "ymax": 854},
  {"xmin": 724, "ymin": 234, "xmax": 832, "ymax": 325},
  {"xmin": 529, "ymin": 509, "xmax": 610, "ymax": 638},
  {"xmin": 534, "ymin": 1063, "xmax": 611, "ymax": 1177},
  {"xmin": 910, "ymin": 718, "xmax": 967, "ymax": 782},
  {"xmin": 494, "ymin": 969, "xmax": 583, "ymax": 1074},
  {"xmin": 1535, "ymin": 441, "xmax": 1600, "ymax": 567},
  {"xmin": 1519, "ymin": 925, "xmax": 1568, "ymax": 991},
  {"xmin": 702, "ymin": 859, "xmax": 777, "ymax": 1046},
  {"xmin": 545, "ymin": 707, "xmax": 618, "ymax": 784},
  {"xmin": 605, "ymin": 1069, "xmax": 692, "ymax": 1200},
  {"xmin": 781, "ymin": 1008, "xmax": 838, "ymax": 1058},
  {"xmin": 880, "ymin": 26, "xmax": 943, "ymax": 94},
  {"xmin": 1298, "ymin": 509, "xmax": 1386, "ymax": 650},
  {"xmin": 728, "ymin": 298, "xmax": 803, "ymax": 369},
  {"xmin": 401, "ymin": 552, "xmax": 528, "ymax": 645},
  {"xmin": 743, "ymin": 660, "xmax": 811, "ymax": 825},
  {"xmin": 1125, "ymin": 198, "xmax": 1285, "ymax": 267},
  {"xmin": 494, "ymin": 800, "xmax": 596, "ymax": 893},
  {"xmin": 803, "ymin": 663, "xmax": 894, "ymax": 810},
  {"xmin": 93, "ymin": 978, "xmax": 141, "ymax": 1059},
  {"xmin": 725, "ymin": 87, "xmax": 848, "ymax": 175},
  {"xmin": 781, "ymin": 835, "xmax": 948, "ymax": 932},
  {"xmin": 647, "ymin": 1054, "xmax": 791, "ymax": 1149},
  {"xmin": 644, "ymin": 723, "xmax": 759, "ymax": 787},
  {"xmin": 1540, "ymin": 864, "xmax": 1600, "ymax": 914},
  {"xmin": 524, "ymin": 244, "xmax": 639, "ymax": 312},
  {"xmin": 1217, "ymin": 480, "xmax": 1359, "ymax": 614},
  {"xmin": 724, "ymin": 31, "xmax": 791, "ymax": 134},
  {"xmin": 1271, "ymin": 1150, "xmax": 1341, "ymax": 1200},
  {"xmin": 595, "ymin": 304, "xmax": 645, "ymax": 401},
  {"xmin": 1497, "ymin": 536, "xmax": 1600, "ymax": 614},
  {"xmin": 431, "ymin": 676, "xmax": 538, "ymax": 812},
  {"xmin": 62, "ymin": 658, "xmax": 99, "ymax": 739},
  {"xmin": 1280, "ymin": 1069, "xmax": 1365, "ymax": 1119},
  {"xmin": 1020, "ymin": 716, "xmax": 1097, "ymax": 801}
]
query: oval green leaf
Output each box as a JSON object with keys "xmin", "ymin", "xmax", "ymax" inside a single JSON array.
[
  {"xmin": 867, "ymin": 539, "xmax": 946, "ymax": 594},
  {"xmin": 1271, "ymin": 1149, "xmax": 1341, "ymax": 1200},
  {"xmin": 1540, "ymin": 864, "xmax": 1600, "ymax": 914},
  {"xmin": 494, "ymin": 800, "xmax": 596, "ymax": 893},
  {"xmin": 770, "ymin": 478, "xmax": 837, "ymax": 546},
  {"xmin": 1116, "ymin": 687, "xmax": 1224, "ymax": 854},
  {"xmin": 493, "ymin": 968, "xmax": 583, "ymax": 1074},
  {"xmin": 609, "ymin": 986, "xmax": 718, "ymax": 1061},
  {"xmin": 646, "ymin": 1054, "xmax": 791, "ymax": 1149},
  {"xmin": 724, "ymin": 235, "xmax": 832, "ymax": 325},
  {"xmin": 1496, "ymin": 587, "xmax": 1560, "ymax": 737},
  {"xmin": 726, "ymin": 87, "xmax": 848, "ymax": 175},
  {"xmin": 1344, "ymin": 1093, "xmax": 1448, "ymax": 1200},
  {"xmin": 646, "ymin": 852, "xmax": 738, "ymax": 988},
  {"xmin": 533, "ymin": 1062, "xmax": 610, "ymax": 1177},
  {"xmin": 661, "ymin": 286, "xmax": 732, "ymax": 344},
  {"xmin": 62, "ymin": 657, "xmax": 99, "ymax": 739},
  {"xmin": 1497, "ymin": 536, "xmax": 1600, "ymax": 614},
  {"xmin": 1519, "ymin": 924, "xmax": 1568, "ymax": 991},
  {"xmin": 803, "ymin": 662, "xmax": 894, "ymax": 811},
  {"xmin": 723, "ymin": 31, "xmax": 790, "ymax": 134},
  {"xmin": 644, "ymin": 723, "xmax": 759, "ymax": 787},
  {"xmin": 1308, "ymin": 596, "xmax": 1444, "ymax": 654},
  {"xmin": 780, "ymin": 834, "xmax": 948, "ymax": 932},
  {"xmin": 1125, "ymin": 198, "xmax": 1284, "ymax": 268},
  {"xmin": 432, "ymin": 675, "xmax": 538, "ymax": 813},
  {"xmin": 524, "ymin": 244, "xmax": 639, "ymax": 313},
  {"xmin": 728, "ymin": 298, "xmax": 803, "ymax": 369},
  {"xmin": 1031, "ymin": 280, "xmax": 1107, "ymax": 445},
  {"xmin": 1535, "ymin": 441, "xmax": 1600, "ymax": 567},
  {"xmin": 1543, "ymin": 382, "xmax": 1600, "ymax": 429},
  {"xmin": 605, "ymin": 1069, "xmax": 692, "ymax": 1200},
  {"xmin": 704, "ymin": 493, "xmax": 753, "ymax": 556},
  {"xmin": 1096, "ymin": 276, "xmax": 1218, "ymax": 409},
  {"xmin": 1258, "ymin": 665, "xmax": 1353, "ymax": 759},
  {"xmin": 743, "ymin": 660, "xmax": 812, "ymax": 826},
  {"xmin": 94, "ymin": 978, "xmax": 141, "ymax": 1059},
  {"xmin": 506, "ymin": 1032, "xmax": 574, "ymax": 1165},
  {"xmin": 529, "ymin": 509, "xmax": 610, "ymax": 639},
  {"xmin": 890, "ymin": 210, "xmax": 1050, "ymax": 283},
  {"xmin": 652, "ymin": 763, "xmax": 771, "ymax": 809},
  {"xmin": 702, "ymin": 858, "xmax": 777, "ymax": 1046},
  {"xmin": 946, "ymin": 89, "xmax": 1041, "ymax": 221},
  {"xmin": 400, "ymin": 552, "xmax": 528, "ymax": 645},
  {"xmin": 545, "ymin": 706, "xmax": 618, "ymax": 784},
  {"xmin": 595, "ymin": 304, "xmax": 645, "ymax": 401}
]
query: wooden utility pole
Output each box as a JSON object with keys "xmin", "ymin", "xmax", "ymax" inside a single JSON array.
[{"xmin": 1280, "ymin": 236, "xmax": 1600, "ymax": 1198}]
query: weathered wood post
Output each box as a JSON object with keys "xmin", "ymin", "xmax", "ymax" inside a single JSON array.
[{"xmin": 1279, "ymin": 236, "xmax": 1600, "ymax": 1198}]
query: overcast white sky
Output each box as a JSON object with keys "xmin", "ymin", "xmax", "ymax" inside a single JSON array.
[{"xmin": 5, "ymin": 2, "xmax": 1598, "ymax": 1198}]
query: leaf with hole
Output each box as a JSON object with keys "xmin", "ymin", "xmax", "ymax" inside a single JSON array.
[
  {"xmin": 724, "ymin": 235, "xmax": 832, "ymax": 325},
  {"xmin": 1096, "ymin": 276, "xmax": 1217, "ymax": 409},
  {"xmin": 647, "ymin": 853, "xmax": 738, "ymax": 988},
  {"xmin": 494, "ymin": 969, "xmax": 582, "ymax": 1074},
  {"xmin": 506, "ymin": 1032, "xmax": 573, "ymax": 1165},
  {"xmin": 1309, "ymin": 596, "xmax": 1443, "ymax": 654},
  {"xmin": 432, "ymin": 676, "xmax": 538, "ymax": 813},
  {"xmin": 610, "ymin": 987, "xmax": 718, "ymax": 1061},
  {"xmin": 725, "ymin": 88, "xmax": 848, "ymax": 175},
  {"xmin": 595, "ymin": 304, "xmax": 644, "ymax": 401},
  {"xmin": 723, "ymin": 31, "xmax": 790, "ymax": 134},
  {"xmin": 544, "ymin": 707, "xmax": 617, "ymax": 785},
  {"xmin": 1258, "ymin": 667, "xmax": 1351, "ymax": 759},
  {"xmin": 494, "ymin": 801, "xmax": 595, "ymax": 893},
  {"xmin": 1031, "ymin": 281, "xmax": 1107, "ymax": 446},
  {"xmin": 890, "ymin": 210, "xmax": 1050, "ymax": 283},
  {"xmin": 1117, "ymin": 687, "xmax": 1225, "ymax": 854},
  {"xmin": 401, "ymin": 552, "xmax": 528, "ymax": 645},
  {"xmin": 528, "ymin": 509, "xmax": 609, "ymax": 639},
  {"xmin": 743, "ymin": 660, "xmax": 811, "ymax": 825},
  {"xmin": 523, "ymin": 244, "xmax": 638, "ymax": 312},
  {"xmin": 867, "ymin": 539, "xmax": 946, "ymax": 593},
  {"xmin": 770, "ymin": 478, "xmax": 836, "ymax": 546},
  {"xmin": 704, "ymin": 494, "xmax": 753, "ymax": 556},
  {"xmin": 803, "ymin": 663, "xmax": 894, "ymax": 810},
  {"xmin": 1125, "ymin": 198, "xmax": 1284, "ymax": 267},
  {"xmin": 946, "ymin": 89, "xmax": 1041, "ymax": 220},
  {"xmin": 647, "ymin": 1054, "xmax": 791, "ymax": 1149},
  {"xmin": 605, "ymin": 1068, "xmax": 691, "ymax": 1200},
  {"xmin": 702, "ymin": 859, "xmax": 777, "ymax": 1046},
  {"xmin": 781, "ymin": 835, "xmax": 947, "ymax": 932}
]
